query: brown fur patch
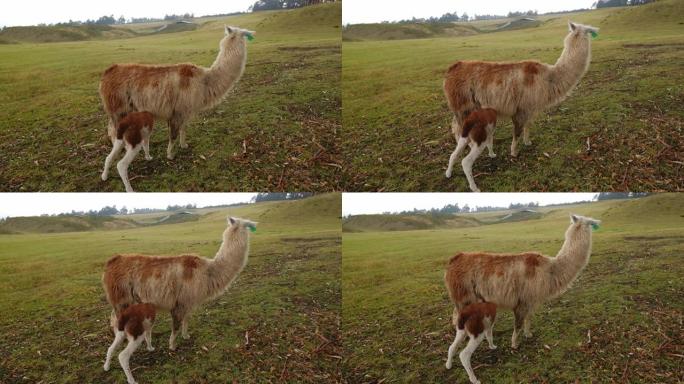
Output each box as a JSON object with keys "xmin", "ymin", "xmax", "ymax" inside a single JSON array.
[
  {"xmin": 182, "ymin": 255, "xmax": 199, "ymax": 280},
  {"xmin": 524, "ymin": 252, "xmax": 543, "ymax": 278},
  {"xmin": 523, "ymin": 61, "xmax": 541, "ymax": 86},
  {"xmin": 458, "ymin": 302, "xmax": 497, "ymax": 336},
  {"xmin": 461, "ymin": 108, "xmax": 497, "ymax": 145},
  {"xmin": 117, "ymin": 303, "xmax": 156, "ymax": 337},
  {"xmin": 116, "ymin": 111, "xmax": 154, "ymax": 146}
]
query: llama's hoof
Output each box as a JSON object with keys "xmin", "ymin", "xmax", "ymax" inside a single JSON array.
[
  {"xmin": 445, "ymin": 170, "xmax": 452, "ymax": 178},
  {"xmin": 182, "ymin": 333, "xmax": 190, "ymax": 340},
  {"xmin": 101, "ymin": 173, "xmax": 108, "ymax": 181},
  {"xmin": 445, "ymin": 361, "xmax": 452, "ymax": 370},
  {"xmin": 524, "ymin": 332, "xmax": 533, "ymax": 338},
  {"xmin": 145, "ymin": 156, "xmax": 153, "ymax": 161},
  {"xmin": 103, "ymin": 363, "xmax": 110, "ymax": 371},
  {"xmin": 470, "ymin": 379, "xmax": 481, "ymax": 384},
  {"xmin": 180, "ymin": 142, "xmax": 189, "ymax": 149},
  {"xmin": 469, "ymin": 186, "xmax": 481, "ymax": 193},
  {"xmin": 147, "ymin": 346, "xmax": 155, "ymax": 351},
  {"xmin": 167, "ymin": 153, "xmax": 175, "ymax": 160},
  {"xmin": 169, "ymin": 345, "xmax": 176, "ymax": 351},
  {"xmin": 489, "ymin": 153, "xmax": 497, "ymax": 158},
  {"xmin": 489, "ymin": 344, "xmax": 498, "ymax": 350},
  {"xmin": 511, "ymin": 344, "xmax": 519, "ymax": 350}
]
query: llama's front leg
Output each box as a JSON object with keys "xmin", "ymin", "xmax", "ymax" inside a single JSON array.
[
  {"xmin": 167, "ymin": 117, "xmax": 183, "ymax": 160},
  {"xmin": 179, "ymin": 126, "xmax": 188, "ymax": 149},
  {"xmin": 446, "ymin": 137, "xmax": 468, "ymax": 178},
  {"xmin": 459, "ymin": 334, "xmax": 484, "ymax": 384},
  {"xmin": 523, "ymin": 124, "xmax": 532, "ymax": 146},
  {"xmin": 523, "ymin": 314, "xmax": 533, "ymax": 338},
  {"xmin": 486, "ymin": 133, "xmax": 496, "ymax": 158},
  {"xmin": 102, "ymin": 140, "xmax": 124, "ymax": 181},
  {"xmin": 511, "ymin": 114, "xmax": 528, "ymax": 157},
  {"xmin": 169, "ymin": 307, "xmax": 184, "ymax": 350},
  {"xmin": 446, "ymin": 329, "xmax": 466, "ymax": 369},
  {"xmin": 144, "ymin": 329, "xmax": 154, "ymax": 351},
  {"xmin": 181, "ymin": 315, "xmax": 190, "ymax": 339},
  {"xmin": 116, "ymin": 146, "xmax": 141, "ymax": 193},
  {"xmin": 461, "ymin": 144, "xmax": 485, "ymax": 192},
  {"xmin": 142, "ymin": 137, "xmax": 152, "ymax": 161},
  {"xmin": 104, "ymin": 331, "xmax": 125, "ymax": 371},
  {"xmin": 511, "ymin": 307, "xmax": 528, "ymax": 349},
  {"xmin": 118, "ymin": 336, "xmax": 143, "ymax": 384},
  {"xmin": 485, "ymin": 327, "xmax": 497, "ymax": 350}
]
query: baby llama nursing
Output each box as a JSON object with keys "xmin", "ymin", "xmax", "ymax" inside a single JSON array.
[
  {"xmin": 445, "ymin": 302, "xmax": 497, "ymax": 384},
  {"xmin": 444, "ymin": 22, "xmax": 599, "ymax": 157},
  {"xmin": 102, "ymin": 217, "xmax": 256, "ymax": 350},
  {"xmin": 104, "ymin": 303, "xmax": 156, "ymax": 384},
  {"xmin": 445, "ymin": 214, "xmax": 600, "ymax": 349},
  {"xmin": 101, "ymin": 111, "xmax": 154, "ymax": 192}
]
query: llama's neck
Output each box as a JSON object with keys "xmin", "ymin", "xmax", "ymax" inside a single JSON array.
[
  {"xmin": 547, "ymin": 35, "xmax": 591, "ymax": 106},
  {"xmin": 548, "ymin": 225, "xmax": 592, "ymax": 297},
  {"xmin": 204, "ymin": 229, "xmax": 249, "ymax": 299},
  {"xmin": 202, "ymin": 39, "xmax": 247, "ymax": 108}
]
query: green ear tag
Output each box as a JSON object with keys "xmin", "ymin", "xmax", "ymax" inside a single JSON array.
[
  {"xmin": 590, "ymin": 31, "xmax": 598, "ymax": 39},
  {"xmin": 245, "ymin": 32, "xmax": 254, "ymax": 41},
  {"xmin": 591, "ymin": 223, "xmax": 600, "ymax": 231},
  {"xmin": 249, "ymin": 226, "xmax": 256, "ymax": 233}
]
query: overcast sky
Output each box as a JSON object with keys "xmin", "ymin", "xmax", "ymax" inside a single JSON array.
[
  {"xmin": 342, "ymin": 193, "xmax": 597, "ymax": 216},
  {"xmin": 0, "ymin": 193, "xmax": 256, "ymax": 218},
  {"xmin": 1, "ymin": 0, "xmax": 255, "ymax": 27},
  {"xmin": 343, "ymin": 0, "xmax": 596, "ymax": 24}
]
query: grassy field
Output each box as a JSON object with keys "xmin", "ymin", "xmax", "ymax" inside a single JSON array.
[
  {"xmin": 342, "ymin": 194, "xmax": 684, "ymax": 382},
  {"xmin": 341, "ymin": 1, "xmax": 684, "ymax": 191},
  {"xmin": 0, "ymin": 193, "xmax": 342, "ymax": 383},
  {"xmin": 0, "ymin": 3, "xmax": 341, "ymax": 192}
]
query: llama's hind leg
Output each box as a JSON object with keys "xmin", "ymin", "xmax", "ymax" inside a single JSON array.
[
  {"xmin": 116, "ymin": 145, "xmax": 142, "ymax": 193},
  {"xmin": 461, "ymin": 144, "xmax": 485, "ymax": 192},
  {"xmin": 102, "ymin": 140, "xmax": 124, "ymax": 181},
  {"xmin": 511, "ymin": 306, "xmax": 529, "ymax": 349},
  {"xmin": 485, "ymin": 326, "xmax": 497, "ymax": 350},
  {"xmin": 523, "ymin": 314, "xmax": 533, "ymax": 338},
  {"xmin": 104, "ymin": 330, "xmax": 125, "ymax": 371},
  {"xmin": 450, "ymin": 116, "xmax": 463, "ymax": 139},
  {"xmin": 142, "ymin": 134, "xmax": 153, "ymax": 161},
  {"xmin": 179, "ymin": 127, "xmax": 188, "ymax": 149},
  {"xmin": 486, "ymin": 124, "xmax": 496, "ymax": 158},
  {"xmin": 144, "ymin": 322, "xmax": 154, "ymax": 351},
  {"xmin": 446, "ymin": 329, "xmax": 466, "ymax": 369},
  {"xmin": 459, "ymin": 333, "xmax": 485, "ymax": 384},
  {"xmin": 181, "ymin": 315, "xmax": 191, "ymax": 339},
  {"xmin": 446, "ymin": 137, "xmax": 469, "ymax": 179},
  {"xmin": 119, "ymin": 335, "xmax": 144, "ymax": 384},
  {"xmin": 511, "ymin": 113, "xmax": 529, "ymax": 157},
  {"xmin": 166, "ymin": 115, "xmax": 186, "ymax": 160},
  {"xmin": 169, "ymin": 307, "xmax": 185, "ymax": 350}
]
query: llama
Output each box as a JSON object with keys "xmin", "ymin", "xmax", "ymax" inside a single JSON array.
[
  {"xmin": 444, "ymin": 214, "xmax": 600, "ymax": 349},
  {"xmin": 99, "ymin": 26, "xmax": 253, "ymax": 160},
  {"xmin": 104, "ymin": 303, "xmax": 156, "ymax": 384},
  {"xmin": 445, "ymin": 302, "xmax": 497, "ymax": 384},
  {"xmin": 102, "ymin": 217, "xmax": 256, "ymax": 350},
  {"xmin": 445, "ymin": 108, "xmax": 497, "ymax": 192},
  {"xmin": 101, "ymin": 111, "xmax": 154, "ymax": 192},
  {"xmin": 444, "ymin": 22, "xmax": 599, "ymax": 157}
]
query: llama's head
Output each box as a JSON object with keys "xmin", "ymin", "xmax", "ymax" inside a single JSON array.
[
  {"xmin": 566, "ymin": 21, "xmax": 599, "ymax": 43},
  {"xmin": 569, "ymin": 213, "xmax": 601, "ymax": 231},
  {"xmin": 227, "ymin": 216, "xmax": 258, "ymax": 235},
  {"xmin": 222, "ymin": 25, "xmax": 256, "ymax": 48}
]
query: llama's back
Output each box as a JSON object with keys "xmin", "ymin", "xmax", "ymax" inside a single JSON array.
[
  {"xmin": 445, "ymin": 251, "xmax": 552, "ymax": 310},
  {"xmin": 444, "ymin": 60, "xmax": 551, "ymax": 117},
  {"xmin": 103, "ymin": 253, "xmax": 208, "ymax": 311}
]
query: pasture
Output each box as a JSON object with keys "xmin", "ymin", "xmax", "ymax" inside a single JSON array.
[
  {"xmin": 342, "ymin": 194, "xmax": 684, "ymax": 382},
  {"xmin": 341, "ymin": 0, "xmax": 684, "ymax": 191},
  {"xmin": 0, "ymin": 3, "xmax": 341, "ymax": 191},
  {"xmin": 0, "ymin": 193, "xmax": 341, "ymax": 382}
]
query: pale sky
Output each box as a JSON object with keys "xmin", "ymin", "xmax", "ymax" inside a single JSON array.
[
  {"xmin": 1, "ymin": 0, "xmax": 255, "ymax": 27},
  {"xmin": 343, "ymin": 0, "xmax": 596, "ymax": 24},
  {"xmin": 342, "ymin": 193, "xmax": 597, "ymax": 216},
  {"xmin": 0, "ymin": 193, "xmax": 256, "ymax": 218}
]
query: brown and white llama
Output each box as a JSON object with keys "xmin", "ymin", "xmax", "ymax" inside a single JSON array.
[
  {"xmin": 102, "ymin": 217, "xmax": 256, "ymax": 350},
  {"xmin": 101, "ymin": 111, "xmax": 154, "ymax": 192},
  {"xmin": 444, "ymin": 22, "xmax": 599, "ymax": 157},
  {"xmin": 104, "ymin": 303, "xmax": 156, "ymax": 384},
  {"xmin": 445, "ymin": 108, "xmax": 497, "ymax": 192},
  {"xmin": 445, "ymin": 302, "xmax": 497, "ymax": 384},
  {"xmin": 99, "ymin": 26, "xmax": 253, "ymax": 160},
  {"xmin": 445, "ymin": 214, "xmax": 600, "ymax": 349}
]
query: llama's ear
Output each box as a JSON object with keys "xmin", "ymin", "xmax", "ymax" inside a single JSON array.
[
  {"xmin": 570, "ymin": 213, "xmax": 579, "ymax": 224},
  {"xmin": 225, "ymin": 25, "xmax": 232, "ymax": 35},
  {"xmin": 568, "ymin": 21, "xmax": 577, "ymax": 32},
  {"xmin": 228, "ymin": 217, "xmax": 237, "ymax": 226}
]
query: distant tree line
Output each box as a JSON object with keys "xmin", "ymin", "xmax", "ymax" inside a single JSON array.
[
  {"xmin": 251, "ymin": 192, "xmax": 312, "ymax": 202},
  {"xmin": 595, "ymin": 192, "xmax": 650, "ymax": 200},
  {"xmin": 376, "ymin": 201, "xmax": 543, "ymax": 217},
  {"xmin": 250, "ymin": 0, "xmax": 338, "ymax": 12},
  {"xmin": 594, "ymin": 0, "xmax": 655, "ymax": 8}
]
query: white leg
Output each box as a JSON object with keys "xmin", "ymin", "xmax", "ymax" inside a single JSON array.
[
  {"xmin": 119, "ymin": 336, "xmax": 144, "ymax": 384},
  {"xmin": 145, "ymin": 329, "xmax": 154, "ymax": 351},
  {"xmin": 486, "ymin": 133, "xmax": 496, "ymax": 158},
  {"xmin": 102, "ymin": 140, "xmax": 124, "ymax": 181},
  {"xmin": 485, "ymin": 327, "xmax": 497, "ymax": 350},
  {"xmin": 460, "ymin": 334, "xmax": 485, "ymax": 384},
  {"xmin": 446, "ymin": 137, "xmax": 469, "ymax": 178},
  {"xmin": 450, "ymin": 116, "xmax": 461, "ymax": 138},
  {"xmin": 446, "ymin": 329, "xmax": 466, "ymax": 369},
  {"xmin": 116, "ymin": 145, "xmax": 141, "ymax": 193},
  {"xmin": 524, "ymin": 316, "xmax": 533, "ymax": 338},
  {"xmin": 179, "ymin": 128, "xmax": 188, "ymax": 149},
  {"xmin": 461, "ymin": 144, "xmax": 485, "ymax": 192},
  {"xmin": 181, "ymin": 317, "xmax": 190, "ymax": 339},
  {"xmin": 523, "ymin": 126, "xmax": 532, "ymax": 146},
  {"xmin": 104, "ymin": 330, "xmax": 125, "ymax": 371},
  {"xmin": 143, "ymin": 137, "xmax": 152, "ymax": 161}
]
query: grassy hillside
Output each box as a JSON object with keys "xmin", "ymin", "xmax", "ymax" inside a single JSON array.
[
  {"xmin": 342, "ymin": 193, "xmax": 684, "ymax": 382},
  {"xmin": 0, "ymin": 193, "xmax": 342, "ymax": 382},
  {"xmin": 343, "ymin": 23, "xmax": 478, "ymax": 42},
  {"xmin": 342, "ymin": 0, "xmax": 684, "ymax": 191},
  {"xmin": 0, "ymin": 3, "xmax": 341, "ymax": 192},
  {"xmin": 0, "ymin": 24, "xmax": 138, "ymax": 44}
]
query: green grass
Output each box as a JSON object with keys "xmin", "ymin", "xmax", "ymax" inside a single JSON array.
[
  {"xmin": 0, "ymin": 193, "xmax": 342, "ymax": 383},
  {"xmin": 342, "ymin": 193, "xmax": 684, "ymax": 382},
  {"xmin": 341, "ymin": 1, "xmax": 684, "ymax": 191},
  {"xmin": 0, "ymin": 3, "xmax": 341, "ymax": 192}
]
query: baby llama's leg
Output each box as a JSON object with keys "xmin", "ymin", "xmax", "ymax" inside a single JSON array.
[
  {"xmin": 104, "ymin": 330, "xmax": 125, "ymax": 371},
  {"xmin": 461, "ymin": 143, "xmax": 486, "ymax": 192},
  {"xmin": 446, "ymin": 329, "xmax": 466, "ymax": 369},
  {"xmin": 102, "ymin": 140, "xmax": 124, "ymax": 181},
  {"xmin": 116, "ymin": 144, "xmax": 142, "ymax": 193},
  {"xmin": 446, "ymin": 137, "xmax": 469, "ymax": 179},
  {"xmin": 459, "ymin": 333, "xmax": 485, "ymax": 384},
  {"xmin": 119, "ymin": 335, "xmax": 144, "ymax": 384}
]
